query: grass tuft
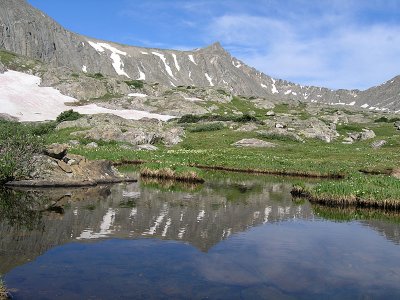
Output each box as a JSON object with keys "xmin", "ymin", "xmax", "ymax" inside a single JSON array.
[{"xmin": 140, "ymin": 163, "xmax": 204, "ymax": 183}]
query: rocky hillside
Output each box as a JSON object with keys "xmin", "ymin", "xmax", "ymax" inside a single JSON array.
[{"xmin": 0, "ymin": 0, "xmax": 399, "ymax": 112}]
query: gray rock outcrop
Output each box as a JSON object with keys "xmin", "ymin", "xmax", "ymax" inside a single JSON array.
[
  {"xmin": 0, "ymin": 61, "xmax": 6, "ymax": 73},
  {"xmin": 7, "ymin": 144, "xmax": 134, "ymax": 187},
  {"xmin": 298, "ymin": 118, "xmax": 339, "ymax": 143},
  {"xmin": 57, "ymin": 114, "xmax": 184, "ymax": 146},
  {"xmin": 232, "ymin": 138, "xmax": 276, "ymax": 148}
]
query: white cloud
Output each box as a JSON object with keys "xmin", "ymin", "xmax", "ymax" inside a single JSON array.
[{"xmin": 209, "ymin": 13, "xmax": 400, "ymax": 90}]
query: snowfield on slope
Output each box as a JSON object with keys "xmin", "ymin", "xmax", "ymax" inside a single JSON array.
[{"xmin": 0, "ymin": 70, "xmax": 174, "ymax": 122}]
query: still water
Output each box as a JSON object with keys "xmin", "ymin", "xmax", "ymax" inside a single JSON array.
[{"xmin": 1, "ymin": 173, "xmax": 400, "ymax": 299}]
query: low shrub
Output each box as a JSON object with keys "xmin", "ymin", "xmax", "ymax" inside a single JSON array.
[
  {"xmin": 56, "ymin": 109, "xmax": 83, "ymax": 123},
  {"xmin": 177, "ymin": 114, "xmax": 203, "ymax": 123},
  {"xmin": 374, "ymin": 116, "xmax": 400, "ymax": 123},
  {"xmin": 188, "ymin": 122, "xmax": 224, "ymax": 132},
  {"xmin": 177, "ymin": 113, "xmax": 260, "ymax": 124},
  {"xmin": 0, "ymin": 121, "xmax": 43, "ymax": 184},
  {"xmin": 29, "ymin": 121, "xmax": 57, "ymax": 136},
  {"xmin": 124, "ymin": 80, "xmax": 144, "ymax": 89}
]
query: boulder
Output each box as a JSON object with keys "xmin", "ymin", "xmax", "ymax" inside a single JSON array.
[
  {"xmin": 86, "ymin": 142, "xmax": 98, "ymax": 148},
  {"xmin": 162, "ymin": 127, "xmax": 185, "ymax": 145},
  {"xmin": 299, "ymin": 118, "xmax": 339, "ymax": 143},
  {"xmin": 257, "ymin": 129, "xmax": 304, "ymax": 143},
  {"xmin": 65, "ymin": 115, "xmax": 184, "ymax": 146},
  {"xmin": 265, "ymin": 111, "xmax": 275, "ymax": 117},
  {"xmin": 8, "ymin": 153, "xmax": 134, "ymax": 187},
  {"xmin": 394, "ymin": 121, "xmax": 400, "ymax": 130},
  {"xmin": 342, "ymin": 137, "xmax": 354, "ymax": 144},
  {"xmin": 360, "ymin": 129, "xmax": 376, "ymax": 140},
  {"xmin": 136, "ymin": 144, "xmax": 159, "ymax": 151},
  {"xmin": 44, "ymin": 143, "xmax": 68, "ymax": 159},
  {"xmin": 68, "ymin": 140, "xmax": 80, "ymax": 146},
  {"xmin": 391, "ymin": 168, "xmax": 400, "ymax": 179},
  {"xmin": 371, "ymin": 140, "xmax": 387, "ymax": 149},
  {"xmin": 232, "ymin": 138, "xmax": 276, "ymax": 148},
  {"xmin": 236, "ymin": 123, "xmax": 258, "ymax": 132}
]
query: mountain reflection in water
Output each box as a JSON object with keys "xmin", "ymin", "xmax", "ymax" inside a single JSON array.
[
  {"xmin": 1, "ymin": 175, "xmax": 400, "ymax": 299},
  {"xmin": 0, "ymin": 177, "xmax": 314, "ymax": 274}
]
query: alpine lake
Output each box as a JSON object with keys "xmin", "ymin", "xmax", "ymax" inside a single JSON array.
[{"xmin": 1, "ymin": 170, "xmax": 400, "ymax": 299}]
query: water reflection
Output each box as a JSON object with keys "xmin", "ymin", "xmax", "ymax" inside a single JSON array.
[
  {"xmin": 1, "ymin": 175, "xmax": 400, "ymax": 298},
  {"xmin": 0, "ymin": 177, "xmax": 315, "ymax": 274}
]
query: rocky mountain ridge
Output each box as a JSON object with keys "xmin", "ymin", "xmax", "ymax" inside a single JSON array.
[{"xmin": 0, "ymin": 0, "xmax": 399, "ymax": 112}]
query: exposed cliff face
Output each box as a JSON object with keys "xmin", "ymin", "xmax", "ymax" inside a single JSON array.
[{"xmin": 1, "ymin": 0, "xmax": 399, "ymax": 112}]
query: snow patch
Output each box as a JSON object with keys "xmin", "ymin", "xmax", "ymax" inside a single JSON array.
[
  {"xmin": 360, "ymin": 104, "xmax": 369, "ymax": 108},
  {"xmin": 284, "ymin": 90, "xmax": 292, "ymax": 95},
  {"xmin": 172, "ymin": 53, "xmax": 180, "ymax": 71},
  {"xmin": 82, "ymin": 65, "xmax": 87, "ymax": 73},
  {"xmin": 109, "ymin": 52, "xmax": 130, "ymax": 78},
  {"xmin": 141, "ymin": 51, "xmax": 149, "ymax": 55},
  {"xmin": 152, "ymin": 52, "xmax": 175, "ymax": 79},
  {"xmin": 137, "ymin": 67, "xmax": 146, "ymax": 80},
  {"xmin": 88, "ymin": 41, "xmax": 105, "ymax": 52},
  {"xmin": 271, "ymin": 84, "xmax": 279, "ymax": 94},
  {"xmin": 205, "ymin": 73, "xmax": 214, "ymax": 86},
  {"xmin": 128, "ymin": 93, "xmax": 147, "ymax": 98},
  {"xmin": 76, "ymin": 104, "xmax": 174, "ymax": 121},
  {"xmin": 184, "ymin": 97, "xmax": 203, "ymax": 102},
  {"xmin": 88, "ymin": 41, "xmax": 130, "ymax": 78},
  {"xmin": 348, "ymin": 101, "xmax": 356, "ymax": 106},
  {"xmin": 188, "ymin": 54, "xmax": 197, "ymax": 65},
  {"xmin": 232, "ymin": 60, "xmax": 241, "ymax": 68},
  {"xmin": 0, "ymin": 70, "xmax": 174, "ymax": 122}
]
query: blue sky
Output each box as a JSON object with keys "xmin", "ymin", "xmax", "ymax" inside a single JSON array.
[{"xmin": 28, "ymin": 0, "xmax": 400, "ymax": 90}]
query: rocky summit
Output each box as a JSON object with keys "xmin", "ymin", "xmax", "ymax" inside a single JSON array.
[{"xmin": 1, "ymin": 0, "xmax": 400, "ymax": 113}]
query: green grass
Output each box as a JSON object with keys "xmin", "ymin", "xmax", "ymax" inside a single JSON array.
[
  {"xmin": 311, "ymin": 174, "xmax": 400, "ymax": 201},
  {"xmin": 70, "ymin": 123, "xmax": 400, "ymax": 176},
  {"xmin": 0, "ymin": 49, "xmax": 41, "ymax": 72},
  {"xmin": 86, "ymin": 72, "xmax": 104, "ymax": 79},
  {"xmin": 37, "ymin": 111, "xmax": 400, "ymax": 206},
  {"xmin": 312, "ymin": 204, "xmax": 400, "ymax": 223},
  {"xmin": 140, "ymin": 162, "xmax": 204, "ymax": 183}
]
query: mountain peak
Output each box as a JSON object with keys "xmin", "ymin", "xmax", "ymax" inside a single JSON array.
[{"xmin": 203, "ymin": 41, "xmax": 225, "ymax": 52}]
